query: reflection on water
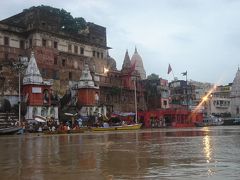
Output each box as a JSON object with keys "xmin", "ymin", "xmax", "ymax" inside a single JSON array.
[
  {"xmin": 0, "ymin": 126, "xmax": 240, "ymax": 179},
  {"xmin": 203, "ymin": 135, "xmax": 212, "ymax": 163}
]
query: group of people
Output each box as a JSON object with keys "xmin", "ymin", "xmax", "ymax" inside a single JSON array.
[{"xmin": 150, "ymin": 117, "xmax": 166, "ymax": 128}]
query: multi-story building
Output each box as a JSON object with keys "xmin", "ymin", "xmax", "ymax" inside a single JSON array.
[
  {"xmin": 0, "ymin": 5, "xmax": 113, "ymax": 97},
  {"xmin": 189, "ymin": 80, "xmax": 214, "ymax": 113},
  {"xmin": 141, "ymin": 78, "xmax": 169, "ymax": 110},
  {"xmin": 169, "ymin": 80, "xmax": 195, "ymax": 109},
  {"xmin": 208, "ymin": 84, "xmax": 232, "ymax": 117},
  {"xmin": 0, "ymin": 5, "xmax": 147, "ymax": 117}
]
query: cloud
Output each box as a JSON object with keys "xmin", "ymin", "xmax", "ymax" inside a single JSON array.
[{"xmin": 1, "ymin": 0, "xmax": 240, "ymax": 84}]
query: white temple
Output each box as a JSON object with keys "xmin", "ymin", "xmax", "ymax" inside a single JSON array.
[
  {"xmin": 130, "ymin": 47, "xmax": 146, "ymax": 79},
  {"xmin": 230, "ymin": 68, "xmax": 240, "ymax": 117},
  {"xmin": 77, "ymin": 64, "xmax": 99, "ymax": 89},
  {"xmin": 23, "ymin": 52, "xmax": 43, "ymax": 85},
  {"xmin": 22, "ymin": 52, "xmax": 58, "ymax": 121}
]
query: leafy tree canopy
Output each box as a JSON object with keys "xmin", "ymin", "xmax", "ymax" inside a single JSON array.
[
  {"xmin": 25, "ymin": 5, "xmax": 87, "ymax": 34},
  {"xmin": 147, "ymin": 73, "xmax": 159, "ymax": 80}
]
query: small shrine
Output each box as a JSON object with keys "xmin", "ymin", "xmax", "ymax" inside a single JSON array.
[
  {"xmin": 22, "ymin": 52, "xmax": 58, "ymax": 121},
  {"xmin": 75, "ymin": 63, "xmax": 106, "ymax": 116}
]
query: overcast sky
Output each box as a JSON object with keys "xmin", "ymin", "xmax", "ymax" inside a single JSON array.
[{"xmin": 1, "ymin": 0, "xmax": 240, "ymax": 85}]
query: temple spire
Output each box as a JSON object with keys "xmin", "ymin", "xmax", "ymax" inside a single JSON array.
[
  {"xmin": 122, "ymin": 49, "xmax": 131, "ymax": 70},
  {"xmin": 130, "ymin": 47, "xmax": 146, "ymax": 79},
  {"xmin": 134, "ymin": 46, "xmax": 138, "ymax": 54},
  {"xmin": 23, "ymin": 52, "xmax": 43, "ymax": 85}
]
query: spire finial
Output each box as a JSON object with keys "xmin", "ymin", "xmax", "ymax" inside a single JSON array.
[{"xmin": 135, "ymin": 46, "xmax": 137, "ymax": 53}]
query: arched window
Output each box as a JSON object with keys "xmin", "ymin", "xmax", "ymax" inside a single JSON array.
[
  {"xmin": 50, "ymin": 107, "xmax": 55, "ymax": 117},
  {"xmin": 95, "ymin": 92, "xmax": 99, "ymax": 104},
  {"xmin": 32, "ymin": 107, "xmax": 38, "ymax": 117},
  {"xmin": 43, "ymin": 89, "xmax": 49, "ymax": 104},
  {"xmin": 41, "ymin": 107, "xmax": 47, "ymax": 117}
]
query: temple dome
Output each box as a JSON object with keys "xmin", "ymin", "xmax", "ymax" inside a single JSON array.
[
  {"xmin": 107, "ymin": 54, "xmax": 117, "ymax": 70},
  {"xmin": 130, "ymin": 47, "xmax": 146, "ymax": 79}
]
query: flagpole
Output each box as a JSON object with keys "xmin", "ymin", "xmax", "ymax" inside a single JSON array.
[{"xmin": 171, "ymin": 71, "xmax": 175, "ymax": 80}]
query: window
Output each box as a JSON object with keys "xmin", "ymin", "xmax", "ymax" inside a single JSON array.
[
  {"xmin": 80, "ymin": 47, "xmax": 84, "ymax": 55},
  {"xmin": 42, "ymin": 39, "xmax": 47, "ymax": 47},
  {"xmin": 29, "ymin": 39, "xmax": 32, "ymax": 48},
  {"xmin": 20, "ymin": 40, "xmax": 24, "ymax": 49},
  {"xmin": 41, "ymin": 22, "xmax": 46, "ymax": 26},
  {"xmin": 43, "ymin": 89, "xmax": 49, "ymax": 104},
  {"xmin": 74, "ymin": 45, "xmax": 78, "ymax": 54},
  {"xmin": 97, "ymin": 52, "xmax": 100, "ymax": 58},
  {"xmin": 54, "ymin": 41, "xmax": 58, "ymax": 49},
  {"xmin": 163, "ymin": 100, "xmax": 168, "ymax": 106},
  {"xmin": 52, "ymin": 70, "xmax": 59, "ymax": 79},
  {"xmin": 50, "ymin": 107, "xmax": 55, "ymax": 117},
  {"xmin": 101, "ymin": 52, "xmax": 103, "ymax": 59},
  {"xmin": 4, "ymin": 37, "xmax": 9, "ymax": 46},
  {"xmin": 68, "ymin": 44, "xmax": 72, "ymax": 51},
  {"xmin": 32, "ymin": 107, "xmax": 38, "ymax": 117},
  {"xmin": 54, "ymin": 56, "xmax": 58, "ymax": 65},
  {"xmin": 62, "ymin": 59, "xmax": 66, "ymax": 66},
  {"xmin": 93, "ymin": 51, "xmax": 95, "ymax": 57},
  {"xmin": 69, "ymin": 72, "xmax": 72, "ymax": 80},
  {"xmin": 4, "ymin": 53, "xmax": 8, "ymax": 60},
  {"xmin": 41, "ymin": 107, "xmax": 47, "ymax": 116}
]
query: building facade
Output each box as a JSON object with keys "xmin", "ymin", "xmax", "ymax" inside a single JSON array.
[
  {"xmin": 0, "ymin": 6, "xmax": 147, "ymax": 117},
  {"xmin": 209, "ymin": 84, "xmax": 231, "ymax": 117},
  {"xmin": 0, "ymin": 5, "xmax": 112, "ymax": 98}
]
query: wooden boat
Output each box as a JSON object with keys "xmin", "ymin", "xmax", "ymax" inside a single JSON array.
[
  {"xmin": 0, "ymin": 126, "xmax": 22, "ymax": 135},
  {"xmin": 195, "ymin": 115, "xmax": 223, "ymax": 127},
  {"xmin": 91, "ymin": 123, "xmax": 142, "ymax": 132}
]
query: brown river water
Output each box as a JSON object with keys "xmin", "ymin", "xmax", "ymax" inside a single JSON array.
[{"xmin": 0, "ymin": 126, "xmax": 240, "ymax": 180}]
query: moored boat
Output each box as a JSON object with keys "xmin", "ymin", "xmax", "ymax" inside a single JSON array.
[
  {"xmin": 195, "ymin": 115, "xmax": 223, "ymax": 127},
  {"xmin": 0, "ymin": 126, "xmax": 22, "ymax": 135},
  {"xmin": 91, "ymin": 123, "xmax": 142, "ymax": 132}
]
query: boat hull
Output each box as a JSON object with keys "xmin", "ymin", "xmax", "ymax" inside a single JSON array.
[
  {"xmin": 0, "ymin": 127, "xmax": 22, "ymax": 135},
  {"xmin": 91, "ymin": 123, "xmax": 142, "ymax": 131}
]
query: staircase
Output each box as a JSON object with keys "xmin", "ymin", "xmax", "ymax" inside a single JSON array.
[{"xmin": 0, "ymin": 112, "xmax": 18, "ymax": 128}]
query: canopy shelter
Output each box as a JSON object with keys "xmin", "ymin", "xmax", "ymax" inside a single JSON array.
[
  {"xmin": 34, "ymin": 115, "xmax": 47, "ymax": 123},
  {"xmin": 111, "ymin": 112, "xmax": 135, "ymax": 117},
  {"xmin": 111, "ymin": 112, "xmax": 136, "ymax": 124}
]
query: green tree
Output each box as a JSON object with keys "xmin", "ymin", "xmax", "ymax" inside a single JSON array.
[{"xmin": 147, "ymin": 73, "xmax": 159, "ymax": 80}]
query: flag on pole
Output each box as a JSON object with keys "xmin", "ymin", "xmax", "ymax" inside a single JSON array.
[
  {"xmin": 167, "ymin": 64, "xmax": 172, "ymax": 74},
  {"xmin": 181, "ymin": 71, "xmax": 187, "ymax": 76}
]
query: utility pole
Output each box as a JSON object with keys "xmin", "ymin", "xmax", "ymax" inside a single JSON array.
[
  {"xmin": 13, "ymin": 56, "xmax": 28, "ymax": 126},
  {"xmin": 134, "ymin": 76, "xmax": 138, "ymax": 124}
]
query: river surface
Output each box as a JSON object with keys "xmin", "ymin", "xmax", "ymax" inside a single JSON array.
[{"xmin": 0, "ymin": 126, "xmax": 240, "ymax": 180}]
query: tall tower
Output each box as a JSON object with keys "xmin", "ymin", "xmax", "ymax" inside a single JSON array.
[
  {"xmin": 130, "ymin": 47, "xmax": 146, "ymax": 79},
  {"xmin": 230, "ymin": 67, "xmax": 240, "ymax": 117}
]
